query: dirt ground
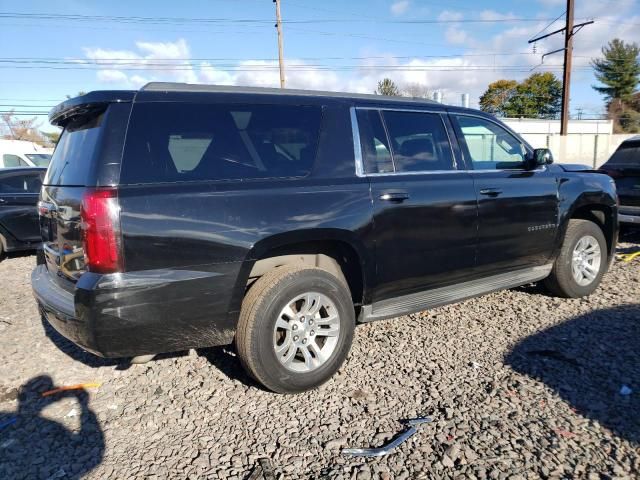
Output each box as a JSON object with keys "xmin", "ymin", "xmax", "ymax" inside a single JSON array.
[{"xmin": 0, "ymin": 230, "xmax": 638, "ymax": 479}]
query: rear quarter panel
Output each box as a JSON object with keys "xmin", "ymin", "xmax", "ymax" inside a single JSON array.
[{"xmin": 116, "ymin": 176, "xmax": 373, "ymax": 353}]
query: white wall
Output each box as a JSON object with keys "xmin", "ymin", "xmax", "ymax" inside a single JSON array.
[{"xmin": 502, "ymin": 118, "xmax": 634, "ymax": 167}]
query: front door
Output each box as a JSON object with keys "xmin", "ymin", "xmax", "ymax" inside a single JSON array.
[
  {"xmin": 354, "ymin": 108, "xmax": 478, "ymax": 303},
  {"xmin": 450, "ymin": 113, "xmax": 559, "ymax": 275},
  {"xmin": 0, "ymin": 171, "xmax": 43, "ymax": 242}
]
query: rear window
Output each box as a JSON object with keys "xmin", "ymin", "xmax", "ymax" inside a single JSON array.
[
  {"xmin": 605, "ymin": 140, "xmax": 640, "ymax": 167},
  {"xmin": 0, "ymin": 171, "xmax": 44, "ymax": 194},
  {"xmin": 44, "ymin": 112, "xmax": 105, "ymax": 185},
  {"xmin": 120, "ymin": 103, "xmax": 322, "ymax": 184}
]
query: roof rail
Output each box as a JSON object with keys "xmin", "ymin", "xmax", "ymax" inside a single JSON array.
[{"xmin": 141, "ymin": 82, "xmax": 438, "ymax": 104}]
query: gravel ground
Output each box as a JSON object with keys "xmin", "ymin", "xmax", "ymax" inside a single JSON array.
[{"xmin": 0, "ymin": 231, "xmax": 638, "ymax": 480}]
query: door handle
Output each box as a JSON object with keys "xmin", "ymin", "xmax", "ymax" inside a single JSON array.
[
  {"xmin": 479, "ymin": 188, "xmax": 503, "ymax": 197},
  {"xmin": 379, "ymin": 192, "xmax": 410, "ymax": 202},
  {"xmin": 0, "ymin": 198, "xmax": 6, "ymax": 204}
]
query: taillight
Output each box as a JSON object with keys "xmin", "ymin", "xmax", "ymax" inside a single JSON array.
[{"xmin": 81, "ymin": 188, "xmax": 123, "ymax": 273}]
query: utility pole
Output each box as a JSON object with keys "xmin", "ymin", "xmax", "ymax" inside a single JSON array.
[
  {"xmin": 560, "ymin": 0, "xmax": 574, "ymax": 136},
  {"xmin": 528, "ymin": 3, "xmax": 593, "ymax": 136},
  {"xmin": 274, "ymin": 0, "xmax": 285, "ymax": 88}
]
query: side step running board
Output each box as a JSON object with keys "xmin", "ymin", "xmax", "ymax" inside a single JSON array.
[{"xmin": 360, "ymin": 264, "xmax": 553, "ymax": 323}]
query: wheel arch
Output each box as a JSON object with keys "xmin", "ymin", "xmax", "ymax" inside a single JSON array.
[
  {"xmin": 227, "ymin": 229, "xmax": 372, "ymax": 319},
  {"xmin": 563, "ymin": 200, "xmax": 617, "ymax": 261}
]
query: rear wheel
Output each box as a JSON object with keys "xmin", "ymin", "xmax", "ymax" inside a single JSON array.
[
  {"xmin": 544, "ymin": 219, "xmax": 607, "ymax": 298},
  {"xmin": 235, "ymin": 265, "xmax": 354, "ymax": 393}
]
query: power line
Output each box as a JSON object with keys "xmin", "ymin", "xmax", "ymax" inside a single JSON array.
[{"xmin": 0, "ymin": 12, "xmax": 562, "ymax": 25}]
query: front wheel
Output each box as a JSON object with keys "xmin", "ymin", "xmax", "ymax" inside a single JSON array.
[
  {"xmin": 544, "ymin": 219, "xmax": 608, "ymax": 298},
  {"xmin": 235, "ymin": 265, "xmax": 355, "ymax": 393}
]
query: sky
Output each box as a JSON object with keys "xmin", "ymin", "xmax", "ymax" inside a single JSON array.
[{"xmin": 1, "ymin": 0, "xmax": 640, "ymax": 132}]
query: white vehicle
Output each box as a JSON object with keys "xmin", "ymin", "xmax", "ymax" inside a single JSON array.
[{"xmin": 0, "ymin": 139, "xmax": 53, "ymax": 168}]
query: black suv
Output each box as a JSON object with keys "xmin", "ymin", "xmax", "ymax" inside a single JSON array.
[
  {"xmin": 32, "ymin": 83, "xmax": 618, "ymax": 393},
  {"xmin": 599, "ymin": 136, "xmax": 640, "ymax": 226}
]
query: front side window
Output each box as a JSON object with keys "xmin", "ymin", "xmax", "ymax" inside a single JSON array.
[
  {"xmin": 121, "ymin": 103, "xmax": 322, "ymax": 184},
  {"xmin": 3, "ymin": 154, "xmax": 28, "ymax": 168},
  {"xmin": 454, "ymin": 115, "xmax": 527, "ymax": 170},
  {"xmin": 382, "ymin": 111, "xmax": 454, "ymax": 172}
]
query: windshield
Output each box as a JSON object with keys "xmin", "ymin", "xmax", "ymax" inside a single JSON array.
[
  {"xmin": 605, "ymin": 140, "xmax": 640, "ymax": 167},
  {"xmin": 25, "ymin": 153, "xmax": 52, "ymax": 167}
]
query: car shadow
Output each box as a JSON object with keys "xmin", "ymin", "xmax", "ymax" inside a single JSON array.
[
  {"xmin": 0, "ymin": 250, "xmax": 36, "ymax": 263},
  {"xmin": 196, "ymin": 345, "xmax": 260, "ymax": 389},
  {"xmin": 619, "ymin": 227, "xmax": 640, "ymax": 246},
  {"xmin": 40, "ymin": 314, "xmax": 125, "ymax": 369},
  {"xmin": 505, "ymin": 304, "xmax": 640, "ymax": 444},
  {"xmin": 0, "ymin": 375, "xmax": 105, "ymax": 479}
]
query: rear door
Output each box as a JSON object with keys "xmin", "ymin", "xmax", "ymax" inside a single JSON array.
[
  {"xmin": 354, "ymin": 108, "xmax": 478, "ymax": 302},
  {"xmin": 450, "ymin": 113, "xmax": 559, "ymax": 274},
  {"xmin": 0, "ymin": 170, "xmax": 43, "ymax": 241}
]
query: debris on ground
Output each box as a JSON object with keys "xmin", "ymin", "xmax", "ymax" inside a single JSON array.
[
  {"xmin": 41, "ymin": 382, "xmax": 102, "ymax": 397},
  {"xmin": 246, "ymin": 458, "xmax": 276, "ymax": 480},
  {"xmin": 342, "ymin": 418, "xmax": 432, "ymax": 458}
]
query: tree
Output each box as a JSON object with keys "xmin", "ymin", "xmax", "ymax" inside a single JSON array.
[
  {"xmin": 0, "ymin": 110, "xmax": 47, "ymax": 144},
  {"xmin": 479, "ymin": 80, "xmax": 518, "ymax": 116},
  {"xmin": 592, "ymin": 39, "xmax": 640, "ymax": 104},
  {"xmin": 65, "ymin": 91, "xmax": 87, "ymax": 100},
  {"xmin": 506, "ymin": 72, "xmax": 562, "ymax": 118},
  {"xmin": 375, "ymin": 78, "xmax": 400, "ymax": 96},
  {"xmin": 42, "ymin": 130, "xmax": 61, "ymax": 146},
  {"xmin": 479, "ymin": 73, "xmax": 562, "ymax": 118},
  {"xmin": 401, "ymin": 82, "xmax": 432, "ymax": 99}
]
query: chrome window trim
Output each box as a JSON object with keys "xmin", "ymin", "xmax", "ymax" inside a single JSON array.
[
  {"xmin": 350, "ymin": 106, "xmax": 459, "ymax": 177},
  {"xmin": 350, "ymin": 107, "xmax": 547, "ymax": 177},
  {"xmin": 350, "ymin": 107, "xmax": 365, "ymax": 177}
]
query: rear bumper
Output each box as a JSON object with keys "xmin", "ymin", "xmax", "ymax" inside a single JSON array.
[
  {"xmin": 32, "ymin": 265, "xmax": 98, "ymax": 354},
  {"xmin": 32, "ymin": 262, "xmax": 243, "ymax": 358}
]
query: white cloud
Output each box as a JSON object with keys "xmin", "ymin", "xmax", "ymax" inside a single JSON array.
[
  {"xmin": 84, "ymin": 8, "xmax": 640, "ymax": 111},
  {"xmin": 438, "ymin": 10, "xmax": 464, "ymax": 22},
  {"xmin": 390, "ymin": 0, "xmax": 410, "ymax": 16},
  {"xmin": 84, "ymin": 38, "xmax": 197, "ymax": 85},
  {"xmin": 445, "ymin": 26, "xmax": 469, "ymax": 45},
  {"xmin": 479, "ymin": 10, "xmax": 517, "ymax": 21}
]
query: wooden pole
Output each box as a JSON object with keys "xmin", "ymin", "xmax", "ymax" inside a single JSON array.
[
  {"xmin": 274, "ymin": 0, "xmax": 285, "ymax": 88},
  {"xmin": 560, "ymin": 0, "xmax": 575, "ymax": 136}
]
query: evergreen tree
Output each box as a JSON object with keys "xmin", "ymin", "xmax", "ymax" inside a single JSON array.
[
  {"xmin": 592, "ymin": 39, "xmax": 640, "ymax": 104},
  {"xmin": 375, "ymin": 78, "xmax": 400, "ymax": 96}
]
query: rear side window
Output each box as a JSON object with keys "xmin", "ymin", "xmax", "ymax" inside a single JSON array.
[
  {"xmin": 356, "ymin": 110, "xmax": 393, "ymax": 174},
  {"xmin": 120, "ymin": 103, "xmax": 322, "ymax": 184},
  {"xmin": 0, "ymin": 171, "xmax": 44, "ymax": 194},
  {"xmin": 382, "ymin": 111, "xmax": 454, "ymax": 172},
  {"xmin": 45, "ymin": 112, "xmax": 105, "ymax": 185},
  {"xmin": 3, "ymin": 154, "xmax": 29, "ymax": 168}
]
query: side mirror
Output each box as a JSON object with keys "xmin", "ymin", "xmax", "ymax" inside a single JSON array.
[{"xmin": 527, "ymin": 148, "xmax": 554, "ymax": 169}]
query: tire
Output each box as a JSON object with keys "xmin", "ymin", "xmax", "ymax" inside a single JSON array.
[
  {"xmin": 235, "ymin": 265, "xmax": 355, "ymax": 394},
  {"xmin": 543, "ymin": 219, "xmax": 608, "ymax": 298}
]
